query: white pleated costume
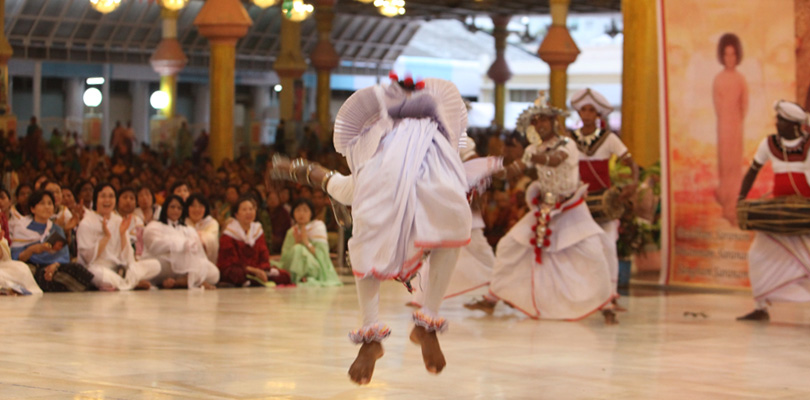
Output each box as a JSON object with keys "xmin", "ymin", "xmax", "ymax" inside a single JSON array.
[
  {"xmin": 77, "ymin": 211, "xmax": 161, "ymax": 290},
  {"xmin": 411, "ymin": 137, "xmax": 500, "ymax": 305},
  {"xmin": 489, "ymin": 136, "xmax": 616, "ymax": 320},
  {"xmin": 142, "ymin": 220, "xmax": 220, "ymax": 289},
  {"xmin": 327, "ymin": 78, "xmax": 475, "ymax": 341}
]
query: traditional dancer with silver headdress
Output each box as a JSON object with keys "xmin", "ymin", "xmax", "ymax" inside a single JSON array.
[
  {"xmin": 269, "ymin": 74, "xmax": 502, "ymax": 384},
  {"xmin": 736, "ymin": 100, "xmax": 810, "ymax": 321},
  {"xmin": 465, "ymin": 93, "xmax": 618, "ymax": 324}
]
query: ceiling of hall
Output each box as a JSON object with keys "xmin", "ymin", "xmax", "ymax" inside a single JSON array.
[{"xmin": 3, "ymin": 0, "xmax": 620, "ymax": 72}]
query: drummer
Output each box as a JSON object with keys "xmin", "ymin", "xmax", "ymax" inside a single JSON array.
[
  {"xmin": 737, "ymin": 100, "xmax": 810, "ymax": 321},
  {"xmin": 568, "ymin": 88, "xmax": 638, "ymax": 295}
]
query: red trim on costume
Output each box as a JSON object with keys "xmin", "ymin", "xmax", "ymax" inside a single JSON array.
[
  {"xmin": 754, "ymin": 275, "xmax": 810, "ymax": 302},
  {"xmin": 562, "ymin": 197, "xmax": 585, "ymax": 212},
  {"xmin": 660, "ymin": 0, "xmax": 673, "ymax": 285},
  {"xmin": 579, "ymin": 159, "xmax": 611, "ymax": 192},
  {"xmin": 564, "ymin": 294, "xmax": 619, "ymax": 322},
  {"xmin": 762, "ymin": 234, "xmax": 810, "ymax": 275},
  {"xmin": 353, "ymin": 249, "xmax": 425, "ymax": 280},
  {"xmin": 773, "ymin": 173, "xmax": 810, "ymax": 197},
  {"xmin": 443, "ymin": 282, "xmax": 491, "ymax": 300}
]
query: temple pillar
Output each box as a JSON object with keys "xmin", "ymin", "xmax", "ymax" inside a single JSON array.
[
  {"xmin": 487, "ymin": 15, "xmax": 512, "ymax": 129},
  {"xmin": 537, "ymin": 0, "xmax": 580, "ymax": 109},
  {"xmin": 193, "ymin": 0, "xmax": 252, "ymax": 166}
]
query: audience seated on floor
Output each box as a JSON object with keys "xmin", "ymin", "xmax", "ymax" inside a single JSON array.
[
  {"xmin": 217, "ymin": 195, "xmax": 291, "ymax": 287},
  {"xmin": 274, "ymin": 198, "xmax": 342, "ymax": 287},
  {"xmin": 142, "ymin": 194, "xmax": 219, "ymax": 290}
]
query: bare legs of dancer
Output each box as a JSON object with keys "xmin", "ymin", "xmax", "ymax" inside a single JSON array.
[{"xmin": 349, "ymin": 247, "xmax": 460, "ymax": 385}]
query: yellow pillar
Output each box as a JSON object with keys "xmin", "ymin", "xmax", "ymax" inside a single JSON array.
[
  {"xmin": 621, "ymin": 0, "xmax": 660, "ymax": 167},
  {"xmin": 0, "ymin": 0, "xmax": 16, "ymax": 135},
  {"xmin": 210, "ymin": 42, "xmax": 236, "ymax": 165},
  {"xmin": 311, "ymin": 0, "xmax": 339, "ymax": 135},
  {"xmin": 275, "ymin": 16, "xmax": 307, "ymax": 122},
  {"xmin": 316, "ymin": 70, "xmax": 331, "ymax": 127},
  {"xmin": 194, "ymin": 0, "xmax": 252, "ymax": 166},
  {"xmin": 159, "ymin": 74, "xmax": 177, "ymax": 119},
  {"xmin": 275, "ymin": 16, "xmax": 307, "ymax": 155},
  {"xmin": 487, "ymin": 15, "xmax": 512, "ymax": 129},
  {"xmin": 538, "ymin": 0, "xmax": 579, "ymax": 109},
  {"xmin": 279, "ymin": 75, "xmax": 296, "ymax": 122},
  {"xmin": 151, "ymin": 8, "xmax": 187, "ymax": 120}
]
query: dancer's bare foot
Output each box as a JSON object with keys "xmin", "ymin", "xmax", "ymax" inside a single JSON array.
[
  {"xmin": 612, "ymin": 299, "xmax": 627, "ymax": 312},
  {"xmin": 348, "ymin": 341, "xmax": 384, "ymax": 385},
  {"xmin": 409, "ymin": 326, "xmax": 446, "ymax": 374},
  {"xmin": 736, "ymin": 309, "xmax": 769, "ymax": 321},
  {"xmin": 162, "ymin": 278, "xmax": 176, "ymax": 289},
  {"xmin": 135, "ymin": 280, "xmax": 152, "ymax": 290},
  {"xmin": 603, "ymin": 309, "xmax": 618, "ymax": 325},
  {"xmin": 201, "ymin": 282, "xmax": 217, "ymax": 290},
  {"xmin": 463, "ymin": 297, "xmax": 496, "ymax": 314}
]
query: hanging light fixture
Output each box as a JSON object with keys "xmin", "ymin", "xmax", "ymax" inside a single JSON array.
[
  {"xmin": 282, "ymin": 0, "xmax": 314, "ymax": 22},
  {"xmin": 89, "ymin": 0, "xmax": 122, "ymax": 14},
  {"xmin": 373, "ymin": 0, "xmax": 405, "ymax": 17},
  {"xmin": 159, "ymin": 0, "xmax": 190, "ymax": 11},
  {"xmin": 252, "ymin": 0, "xmax": 281, "ymax": 8}
]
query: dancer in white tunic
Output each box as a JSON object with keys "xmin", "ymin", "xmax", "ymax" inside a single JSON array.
[
  {"xmin": 271, "ymin": 75, "xmax": 482, "ymax": 385},
  {"xmin": 466, "ymin": 94, "xmax": 617, "ymax": 323},
  {"xmin": 737, "ymin": 100, "xmax": 810, "ymax": 321},
  {"xmin": 568, "ymin": 88, "xmax": 638, "ymax": 294},
  {"xmin": 142, "ymin": 195, "xmax": 219, "ymax": 290},
  {"xmin": 410, "ymin": 137, "xmax": 499, "ymax": 306},
  {"xmin": 77, "ymin": 184, "xmax": 161, "ymax": 291}
]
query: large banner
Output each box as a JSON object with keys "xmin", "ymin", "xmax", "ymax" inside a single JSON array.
[{"xmin": 660, "ymin": 0, "xmax": 796, "ymax": 288}]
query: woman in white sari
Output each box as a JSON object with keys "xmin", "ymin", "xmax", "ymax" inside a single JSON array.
[
  {"xmin": 143, "ymin": 195, "xmax": 219, "ymax": 289},
  {"xmin": 185, "ymin": 193, "xmax": 220, "ymax": 264},
  {"xmin": 0, "ymin": 214, "xmax": 41, "ymax": 295},
  {"xmin": 77, "ymin": 183, "xmax": 161, "ymax": 291}
]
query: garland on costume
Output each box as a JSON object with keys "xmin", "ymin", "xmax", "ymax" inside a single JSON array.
[
  {"xmin": 530, "ymin": 192, "xmax": 557, "ymax": 264},
  {"xmin": 572, "ymin": 128, "xmax": 604, "ymax": 148}
]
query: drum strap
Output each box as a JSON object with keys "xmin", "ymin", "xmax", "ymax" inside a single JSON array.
[
  {"xmin": 781, "ymin": 140, "xmax": 804, "ymax": 196},
  {"xmin": 584, "ymin": 159, "xmax": 610, "ymax": 190}
]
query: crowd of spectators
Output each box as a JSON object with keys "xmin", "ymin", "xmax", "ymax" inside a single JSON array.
[{"xmin": 0, "ymin": 116, "xmax": 529, "ymax": 295}]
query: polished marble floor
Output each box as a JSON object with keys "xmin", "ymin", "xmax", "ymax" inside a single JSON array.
[{"xmin": 2, "ymin": 283, "xmax": 810, "ymax": 399}]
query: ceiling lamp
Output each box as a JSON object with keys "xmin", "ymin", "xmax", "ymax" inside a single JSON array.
[
  {"xmin": 282, "ymin": 0, "xmax": 314, "ymax": 22},
  {"xmin": 355, "ymin": 0, "xmax": 374, "ymax": 3},
  {"xmin": 89, "ymin": 0, "xmax": 122, "ymax": 14},
  {"xmin": 252, "ymin": 0, "xmax": 281, "ymax": 8},
  {"xmin": 373, "ymin": 0, "xmax": 405, "ymax": 17},
  {"xmin": 159, "ymin": 0, "xmax": 190, "ymax": 11}
]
